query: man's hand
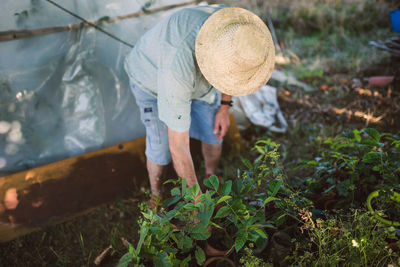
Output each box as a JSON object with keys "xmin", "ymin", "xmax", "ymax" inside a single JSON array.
[{"xmin": 214, "ymin": 95, "xmax": 231, "ymax": 141}]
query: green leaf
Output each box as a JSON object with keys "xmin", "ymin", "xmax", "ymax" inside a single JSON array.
[
  {"xmin": 203, "ymin": 177, "xmax": 213, "ymax": 189},
  {"xmin": 322, "ymin": 185, "xmax": 336, "ymax": 194},
  {"xmin": 188, "ymin": 226, "xmax": 211, "ymax": 240},
  {"xmin": 241, "ymin": 157, "xmax": 253, "ymax": 169},
  {"xmin": 253, "ymin": 229, "xmax": 267, "ymax": 239},
  {"xmin": 164, "ymin": 178, "xmax": 178, "ymax": 185},
  {"xmin": 183, "ymin": 189, "xmax": 194, "ymax": 201},
  {"xmin": 362, "ymin": 128, "xmax": 380, "ymax": 142},
  {"xmin": 353, "ymin": 129, "xmax": 361, "ymax": 142},
  {"xmin": 163, "ymin": 196, "xmax": 180, "ymax": 207},
  {"xmin": 215, "ymin": 206, "xmax": 230, "ymax": 219},
  {"xmin": 164, "ymin": 202, "xmax": 185, "ymax": 221},
  {"xmin": 178, "ymin": 235, "xmax": 193, "ymax": 250},
  {"xmin": 197, "ymin": 207, "xmax": 214, "ymax": 225},
  {"xmin": 362, "ymin": 151, "xmax": 382, "ymax": 163},
  {"xmin": 305, "ymin": 160, "xmax": 318, "ymax": 166},
  {"xmin": 255, "ymin": 146, "xmax": 265, "ymax": 155},
  {"xmin": 136, "ymin": 225, "xmax": 149, "ymax": 255},
  {"xmin": 208, "ymin": 175, "xmax": 219, "ymax": 191},
  {"xmin": 183, "ymin": 236, "xmax": 193, "ymax": 250},
  {"xmin": 142, "ymin": 211, "xmax": 153, "ymax": 220},
  {"xmin": 171, "ymin": 187, "xmax": 180, "ymax": 196},
  {"xmin": 192, "ymin": 183, "xmax": 200, "ymax": 197},
  {"xmin": 256, "ymin": 139, "xmax": 277, "ymax": 147},
  {"xmin": 181, "ymin": 178, "xmax": 187, "ymax": 196},
  {"xmin": 128, "ymin": 241, "xmax": 135, "ymax": 255},
  {"xmin": 177, "ymin": 237, "xmax": 185, "ymax": 250},
  {"xmin": 276, "ymin": 213, "xmax": 286, "ymax": 227},
  {"xmin": 221, "ymin": 180, "xmax": 232, "ymax": 196},
  {"xmin": 217, "ymin": 195, "xmax": 232, "ymax": 204},
  {"xmin": 247, "ymin": 231, "xmax": 259, "ymax": 242},
  {"xmin": 372, "ymin": 165, "xmax": 381, "ymax": 171},
  {"xmin": 253, "ymin": 223, "xmax": 275, "ymax": 229},
  {"xmin": 204, "ymin": 190, "xmax": 214, "ymax": 207},
  {"xmin": 264, "ymin": 196, "xmax": 279, "ymax": 204},
  {"xmin": 195, "ymin": 246, "xmax": 206, "ymax": 265},
  {"xmin": 232, "ymin": 179, "xmax": 243, "ymax": 195},
  {"xmin": 180, "ymin": 255, "xmax": 191, "ymax": 267},
  {"xmin": 255, "ymin": 193, "xmax": 266, "ymax": 202},
  {"xmin": 268, "ymin": 179, "xmax": 283, "ymax": 197},
  {"xmin": 183, "ymin": 203, "xmax": 195, "ymax": 210},
  {"xmin": 117, "ymin": 252, "xmax": 132, "ymax": 267},
  {"xmin": 235, "ymin": 229, "xmax": 248, "ymax": 252},
  {"xmin": 361, "ymin": 138, "xmax": 378, "ymax": 147},
  {"xmin": 154, "ymin": 252, "xmax": 172, "ymax": 267}
]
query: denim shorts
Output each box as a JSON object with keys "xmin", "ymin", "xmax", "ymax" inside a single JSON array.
[{"xmin": 130, "ymin": 81, "xmax": 222, "ymax": 165}]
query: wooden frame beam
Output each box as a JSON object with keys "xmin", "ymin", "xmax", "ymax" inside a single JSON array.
[{"xmin": 0, "ymin": 0, "xmax": 198, "ymax": 42}]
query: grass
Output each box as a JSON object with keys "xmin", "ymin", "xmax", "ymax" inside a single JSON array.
[
  {"xmin": 273, "ymin": 0, "xmax": 396, "ymax": 76},
  {"xmin": 279, "ymin": 27, "xmax": 394, "ymax": 76},
  {"xmin": 218, "ymin": 0, "xmax": 397, "ymax": 75}
]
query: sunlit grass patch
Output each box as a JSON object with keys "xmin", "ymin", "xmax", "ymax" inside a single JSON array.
[{"xmin": 279, "ymin": 27, "xmax": 393, "ymax": 75}]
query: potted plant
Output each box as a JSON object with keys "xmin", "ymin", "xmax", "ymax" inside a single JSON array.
[
  {"xmin": 118, "ymin": 138, "xmax": 295, "ymax": 266},
  {"xmin": 118, "ymin": 180, "xmax": 213, "ymax": 266}
]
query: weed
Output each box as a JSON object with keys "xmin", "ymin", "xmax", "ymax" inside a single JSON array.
[
  {"xmin": 239, "ymin": 244, "xmax": 272, "ymax": 267},
  {"xmin": 287, "ymin": 209, "xmax": 400, "ymax": 266}
]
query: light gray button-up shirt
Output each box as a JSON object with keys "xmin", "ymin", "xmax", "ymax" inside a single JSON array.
[{"xmin": 124, "ymin": 5, "xmax": 225, "ymax": 132}]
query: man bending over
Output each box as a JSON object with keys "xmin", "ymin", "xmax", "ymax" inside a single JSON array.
[{"xmin": 124, "ymin": 4, "xmax": 275, "ymax": 199}]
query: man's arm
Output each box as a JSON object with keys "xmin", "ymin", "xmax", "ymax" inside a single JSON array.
[
  {"xmin": 213, "ymin": 93, "xmax": 232, "ymax": 141},
  {"xmin": 168, "ymin": 128, "xmax": 199, "ymax": 189}
]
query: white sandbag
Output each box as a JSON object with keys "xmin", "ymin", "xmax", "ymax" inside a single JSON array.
[{"xmin": 232, "ymin": 85, "xmax": 288, "ymax": 133}]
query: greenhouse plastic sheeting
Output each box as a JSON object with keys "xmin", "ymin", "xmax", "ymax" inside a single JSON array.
[{"xmin": 0, "ymin": 0, "xmax": 194, "ymax": 176}]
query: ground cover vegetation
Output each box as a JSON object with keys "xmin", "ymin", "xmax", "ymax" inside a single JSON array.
[{"xmin": 1, "ymin": 0, "xmax": 400, "ymax": 266}]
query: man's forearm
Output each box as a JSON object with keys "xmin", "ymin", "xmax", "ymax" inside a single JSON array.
[
  {"xmin": 170, "ymin": 145, "xmax": 197, "ymax": 187},
  {"xmin": 168, "ymin": 128, "xmax": 199, "ymax": 188}
]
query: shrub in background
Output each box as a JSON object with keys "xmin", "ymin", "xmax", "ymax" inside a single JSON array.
[{"xmin": 297, "ymin": 128, "xmax": 400, "ymax": 208}]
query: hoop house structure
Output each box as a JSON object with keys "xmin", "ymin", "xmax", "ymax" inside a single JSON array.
[{"xmin": 0, "ymin": 0, "xmax": 201, "ymax": 242}]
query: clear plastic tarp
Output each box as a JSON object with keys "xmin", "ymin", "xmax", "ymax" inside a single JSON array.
[{"xmin": 0, "ymin": 0, "xmax": 194, "ymax": 176}]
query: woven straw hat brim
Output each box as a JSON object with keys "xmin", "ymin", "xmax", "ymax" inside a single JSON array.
[{"xmin": 195, "ymin": 7, "xmax": 275, "ymax": 96}]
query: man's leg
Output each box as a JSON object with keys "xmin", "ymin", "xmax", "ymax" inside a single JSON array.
[
  {"xmin": 147, "ymin": 158, "xmax": 164, "ymax": 196},
  {"xmin": 129, "ymin": 80, "xmax": 171, "ymax": 201},
  {"xmin": 190, "ymin": 93, "xmax": 223, "ymax": 178},
  {"xmin": 201, "ymin": 142, "xmax": 222, "ymax": 177}
]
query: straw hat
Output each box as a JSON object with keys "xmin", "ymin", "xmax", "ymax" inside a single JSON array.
[{"xmin": 195, "ymin": 7, "xmax": 275, "ymax": 96}]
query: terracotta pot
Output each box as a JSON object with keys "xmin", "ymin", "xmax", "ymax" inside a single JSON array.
[
  {"xmin": 315, "ymin": 192, "xmax": 337, "ymax": 210},
  {"xmin": 205, "ymin": 242, "xmax": 230, "ymax": 257},
  {"xmin": 203, "ymin": 256, "xmax": 236, "ymax": 267},
  {"xmin": 368, "ymin": 76, "xmax": 394, "ymax": 87},
  {"xmin": 388, "ymin": 242, "xmax": 399, "ymax": 252},
  {"xmin": 205, "ymin": 227, "xmax": 233, "ymax": 257}
]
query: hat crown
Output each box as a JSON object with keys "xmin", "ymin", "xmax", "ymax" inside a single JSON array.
[
  {"xmin": 216, "ymin": 22, "xmax": 268, "ymax": 75},
  {"xmin": 195, "ymin": 7, "xmax": 275, "ymax": 96}
]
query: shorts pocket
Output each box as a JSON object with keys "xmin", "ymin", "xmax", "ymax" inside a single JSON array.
[{"xmin": 141, "ymin": 103, "xmax": 162, "ymax": 148}]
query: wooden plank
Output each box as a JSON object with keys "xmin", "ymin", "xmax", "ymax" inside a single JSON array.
[{"xmin": 0, "ymin": 138, "xmax": 146, "ymax": 243}]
